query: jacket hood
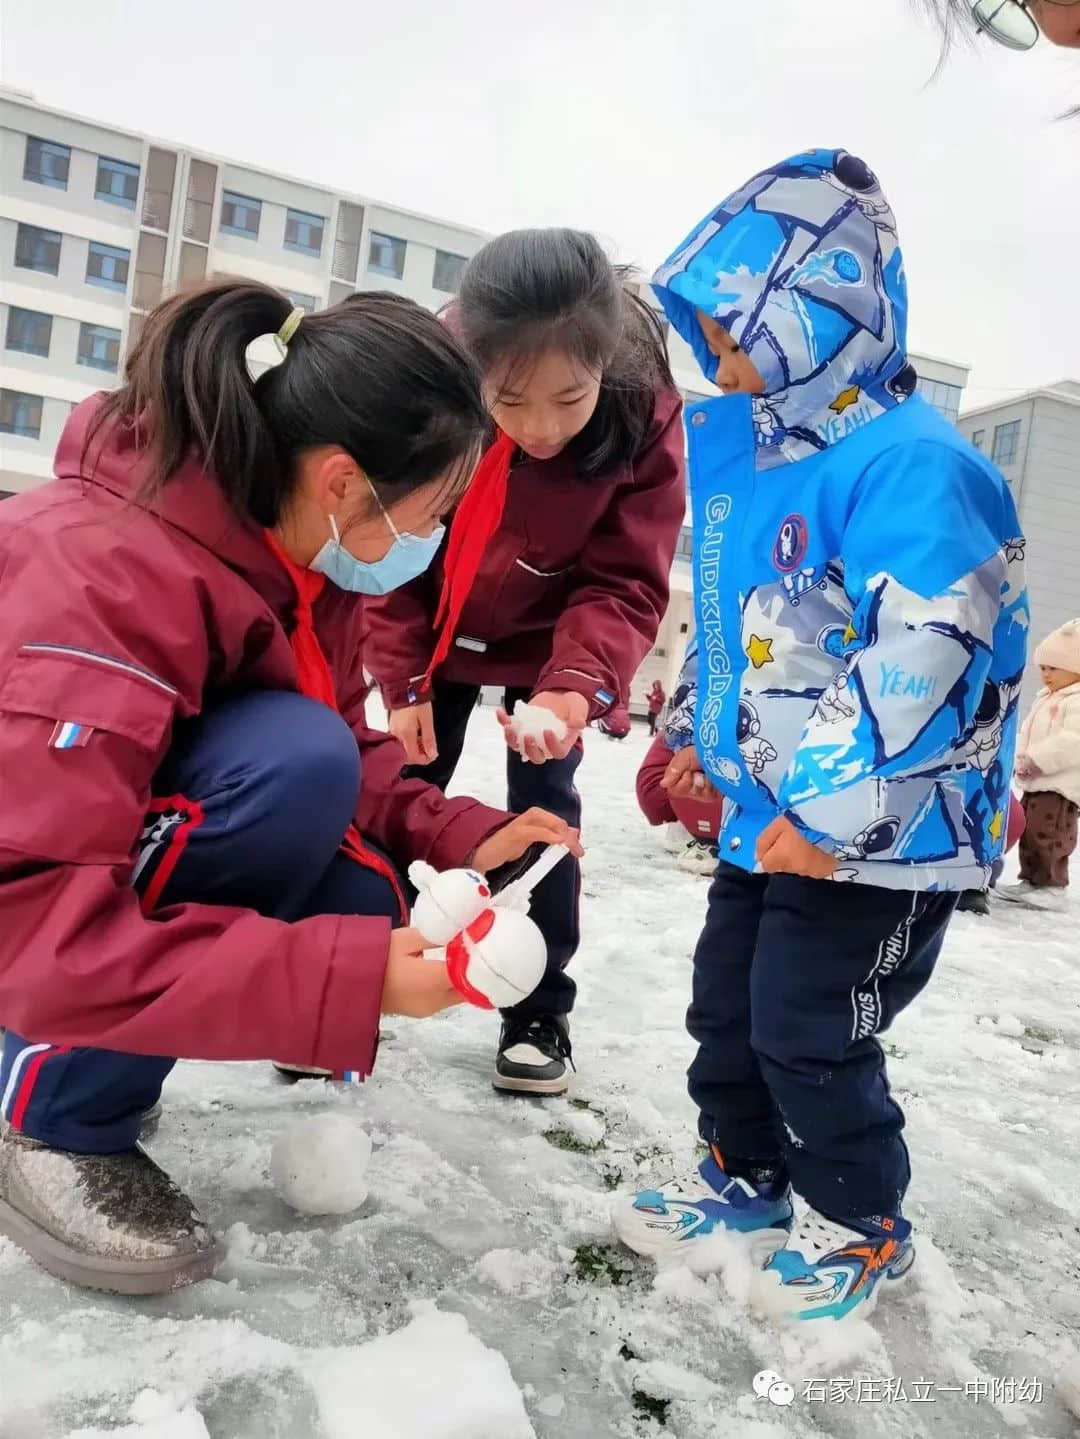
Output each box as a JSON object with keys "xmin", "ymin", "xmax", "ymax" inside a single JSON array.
[
  {"xmin": 54, "ymin": 394, "xmax": 296, "ymax": 614},
  {"xmin": 652, "ymin": 148, "xmax": 917, "ymax": 469}
]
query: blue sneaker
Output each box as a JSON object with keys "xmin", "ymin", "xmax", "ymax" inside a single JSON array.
[
  {"xmin": 753, "ymin": 1209, "xmax": 915, "ymax": 1322},
  {"xmin": 613, "ymin": 1146, "xmax": 793, "ymax": 1260}
]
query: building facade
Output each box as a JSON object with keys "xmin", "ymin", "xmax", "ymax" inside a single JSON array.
[
  {"xmin": 957, "ymin": 382, "xmax": 1080, "ymax": 702},
  {"xmin": 0, "ymin": 90, "xmax": 488, "ymax": 494}
]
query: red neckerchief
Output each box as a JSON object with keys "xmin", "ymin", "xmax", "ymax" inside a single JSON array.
[
  {"xmin": 264, "ymin": 530, "xmax": 403, "ymax": 913},
  {"xmin": 426, "ymin": 430, "xmax": 514, "ymax": 682}
]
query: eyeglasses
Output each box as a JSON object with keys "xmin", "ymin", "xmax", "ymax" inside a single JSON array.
[{"xmin": 972, "ymin": 0, "xmax": 1080, "ymax": 51}]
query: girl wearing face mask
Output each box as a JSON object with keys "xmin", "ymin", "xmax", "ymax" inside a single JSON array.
[
  {"xmin": 362, "ymin": 230, "xmax": 686, "ymax": 1096},
  {"xmin": 0, "ymin": 279, "xmax": 579, "ymax": 1297}
]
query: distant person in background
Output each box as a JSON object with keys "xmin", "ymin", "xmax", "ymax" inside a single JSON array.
[
  {"xmin": 998, "ymin": 620, "xmax": 1080, "ymax": 909},
  {"xmin": 919, "ymin": 0, "xmax": 1080, "ymax": 50},
  {"xmin": 646, "ymin": 680, "xmax": 666, "ymax": 735}
]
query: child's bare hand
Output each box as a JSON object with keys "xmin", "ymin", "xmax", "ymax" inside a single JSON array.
[
  {"xmin": 497, "ymin": 692, "xmax": 587, "ymax": 763},
  {"xmin": 661, "ymin": 746, "xmax": 718, "ymax": 802},
  {"xmin": 756, "ymin": 817, "xmax": 837, "ymax": 879},
  {"xmin": 380, "ymin": 928, "xmax": 463, "ymax": 1017},
  {"xmin": 388, "ymin": 703, "xmax": 437, "ymax": 766},
  {"xmin": 471, "ymin": 808, "xmax": 584, "ymax": 872}
]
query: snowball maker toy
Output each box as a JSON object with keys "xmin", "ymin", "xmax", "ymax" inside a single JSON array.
[
  {"xmin": 408, "ymin": 863, "xmax": 494, "ymax": 945},
  {"xmin": 445, "ymin": 906, "xmax": 547, "ymax": 1009},
  {"xmin": 408, "ymin": 845, "xmax": 569, "ymax": 1009}
]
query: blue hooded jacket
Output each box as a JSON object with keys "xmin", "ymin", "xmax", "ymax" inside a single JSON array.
[{"xmin": 653, "ymin": 149, "xmax": 1028, "ymax": 890}]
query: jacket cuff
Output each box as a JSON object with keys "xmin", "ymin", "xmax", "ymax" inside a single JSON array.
[
  {"xmin": 311, "ymin": 914, "xmax": 391, "ymax": 1076},
  {"xmin": 534, "ymin": 668, "xmax": 617, "ymax": 720},
  {"xmin": 424, "ymin": 801, "xmax": 514, "ymax": 872},
  {"xmin": 382, "ymin": 674, "xmax": 433, "ymax": 710}
]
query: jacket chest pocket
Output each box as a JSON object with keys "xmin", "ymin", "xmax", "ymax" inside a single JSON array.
[{"xmin": 0, "ymin": 646, "xmax": 178, "ymax": 865}]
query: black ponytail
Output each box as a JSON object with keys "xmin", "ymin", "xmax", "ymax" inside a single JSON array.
[
  {"xmin": 457, "ymin": 228, "xmax": 675, "ymax": 476},
  {"xmin": 86, "ymin": 278, "xmax": 488, "ymax": 528}
]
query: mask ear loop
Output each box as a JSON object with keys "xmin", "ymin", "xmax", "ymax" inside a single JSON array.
[{"xmin": 366, "ymin": 477, "xmax": 402, "ymax": 542}]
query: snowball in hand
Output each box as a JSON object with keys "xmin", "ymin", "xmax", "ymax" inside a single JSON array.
[
  {"xmin": 408, "ymin": 861, "xmax": 492, "ymax": 944},
  {"xmin": 447, "ymin": 907, "xmax": 547, "ymax": 1009},
  {"xmin": 270, "ymin": 1113, "xmax": 372, "ymax": 1216},
  {"xmin": 510, "ymin": 700, "xmax": 568, "ymax": 749}
]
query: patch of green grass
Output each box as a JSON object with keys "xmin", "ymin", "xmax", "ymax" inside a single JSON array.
[
  {"xmin": 632, "ymin": 1142, "xmax": 669, "ymax": 1166},
  {"xmin": 571, "ymin": 1242, "xmax": 635, "ymax": 1286},
  {"xmin": 569, "ymin": 1097, "xmax": 597, "ymax": 1112},
  {"xmin": 1024, "ymin": 1024, "xmax": 1055, "ymax": 1044},
  {"xmin": 632, "ymin": 1391, "xmax": 671, "ymax": 1427},
  {"xmin": 544, "ymin": 1127, "xmax": 604, "ymax": 1154}
]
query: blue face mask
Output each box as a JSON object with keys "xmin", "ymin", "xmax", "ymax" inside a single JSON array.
[{"xmin": 311, "ymin": 509, "xmax": 445, "ymax": 596}]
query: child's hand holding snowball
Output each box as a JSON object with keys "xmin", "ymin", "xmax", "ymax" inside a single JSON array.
[{"xmin": 497, "ymin": 692, "xmax": 588, "ymax": 763}]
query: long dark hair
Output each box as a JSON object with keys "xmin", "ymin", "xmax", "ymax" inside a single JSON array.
[
  {"xmin": 457, "ymin": 228, "xmax": 674, "ymax": 476},
  {"xmin": 85, "ymin": 279, "xmax": 488, "ymax": 527}
]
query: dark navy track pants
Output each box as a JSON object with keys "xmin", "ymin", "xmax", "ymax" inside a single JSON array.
[{"xmin": 1, "ymin": 693, "xmax": 402, "ymax": 1154}]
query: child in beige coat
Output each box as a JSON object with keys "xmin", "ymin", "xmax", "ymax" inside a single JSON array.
[{"xmin": 999, "ymin": 619, "xmax": 1080, "ymax": 911}]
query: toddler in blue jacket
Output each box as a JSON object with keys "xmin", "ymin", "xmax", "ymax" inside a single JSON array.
[{"xmin": 615, "ymin": 149, "xmax": 1028, "ymax": 1322}]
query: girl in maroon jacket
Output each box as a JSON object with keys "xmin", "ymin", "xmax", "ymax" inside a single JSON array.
[
  {"xmin": 0, "ymin": 279, "xmax": 577, "ymax": 1296},
  {"xmin": 363, "ymin": 230, "xmax": 686, "ymax": 1094}
]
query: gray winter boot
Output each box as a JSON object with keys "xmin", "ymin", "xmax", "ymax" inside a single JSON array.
[{"xmin": 0, "ymin": 1127, "xmax": 221, "ymax": 1294}]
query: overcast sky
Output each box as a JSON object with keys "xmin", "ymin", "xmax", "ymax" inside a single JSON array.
[{"xmin": 2, "ymin": 0, "xmax": 1074, "ymax": 409}]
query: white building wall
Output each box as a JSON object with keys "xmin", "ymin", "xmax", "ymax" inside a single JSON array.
[{"xmin": 958, "ymin": 390, "xmax": 1080, "ymax": 707}]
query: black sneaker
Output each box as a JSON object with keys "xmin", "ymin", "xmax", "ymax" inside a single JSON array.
[
  {"xmin": 493, "ymin": 1015, "xmax": 573, "ymax": 1096},
  {"xmin": 956, "ymin": 889, "xmax": 990, "ymax": 918}
]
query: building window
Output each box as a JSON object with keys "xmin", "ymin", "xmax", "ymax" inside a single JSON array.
[
  {"xmin": 285, "ymin": 290, "xmax": 318, "ymax": 312},
  {"xmin": 991, "ymin": 420, "xmax": 1021, "ymax": 467},
  {"xmin": 5, "ymin": 307, "xmax": 53, "ymax": 358},
  {"xmin": 14, "ymin": 223, "xmax": 62, "ymax": 276},
  {"xmin": 916, "ymin": 376, "xmax": 962, "ymax": 424},
  {"xmin": 971, "ymin": 429, "xmax": 985, "ymax": 451},
  {"xmin": 24, "ymin": 136, "xmax": 70, "ymax": 189},
  {"xmin": 676, "ymin": 525, "xmax": 693, "ymax": 560},
  {"xmin": 220, "ymin": 191, "xmax": 262, "ymax": 239},
  {"xmin": 77, "ymin": 322, "xmax": 122, "ymax": 373},
  {"xmin": 433, "ymin": 250, "xmax": 467, "ymax": 294},
  {"xmin": 368, "ymin": 232, "xmax": 406, "ymax": 279},
  {"xmin": 284, "ymin": 208, "xmax": 324, "ymax": 257},
  {"xmin": 95, "ymin": 156, "xmax": 140, "ymax": 209},
  {"xmin": 0, "ymin": 389, "xmax": 44, "ymax": 439},
  {"xmin": 86, "ymin": 241, "xmax": 131, "ymax": 291}
]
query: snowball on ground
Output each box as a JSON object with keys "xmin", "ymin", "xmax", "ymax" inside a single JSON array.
[{"xmin": 270, "ymin": 1114, "xmax": 372, "ymax": 1216}]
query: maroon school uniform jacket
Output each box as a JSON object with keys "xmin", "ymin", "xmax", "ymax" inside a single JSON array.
[
  {"xmin": 636, "ymin": 733, "xmax": 724, "ymax": 841},
  {"xmin": 0, "ymin": 398, "xmax": 510, "ymax": 1076},
  {"xmin": 362, "ymin": 387, "xmax": 686, "ymax": 715}
]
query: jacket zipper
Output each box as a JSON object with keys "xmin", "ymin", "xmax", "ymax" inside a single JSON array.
[{"xmin": 20, "ymin": 644, "xmax": 179, "ymax": 696}]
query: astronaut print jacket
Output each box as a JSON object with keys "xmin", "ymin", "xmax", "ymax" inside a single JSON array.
[{"xmin": 653, "ymin": 148, "xmax": 1029, "ymax": 891}]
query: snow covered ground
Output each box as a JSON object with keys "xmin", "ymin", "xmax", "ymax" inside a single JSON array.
[{"xmin": 1, "ymin": 709, "xmax": 1078, "ymax": 1438}]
